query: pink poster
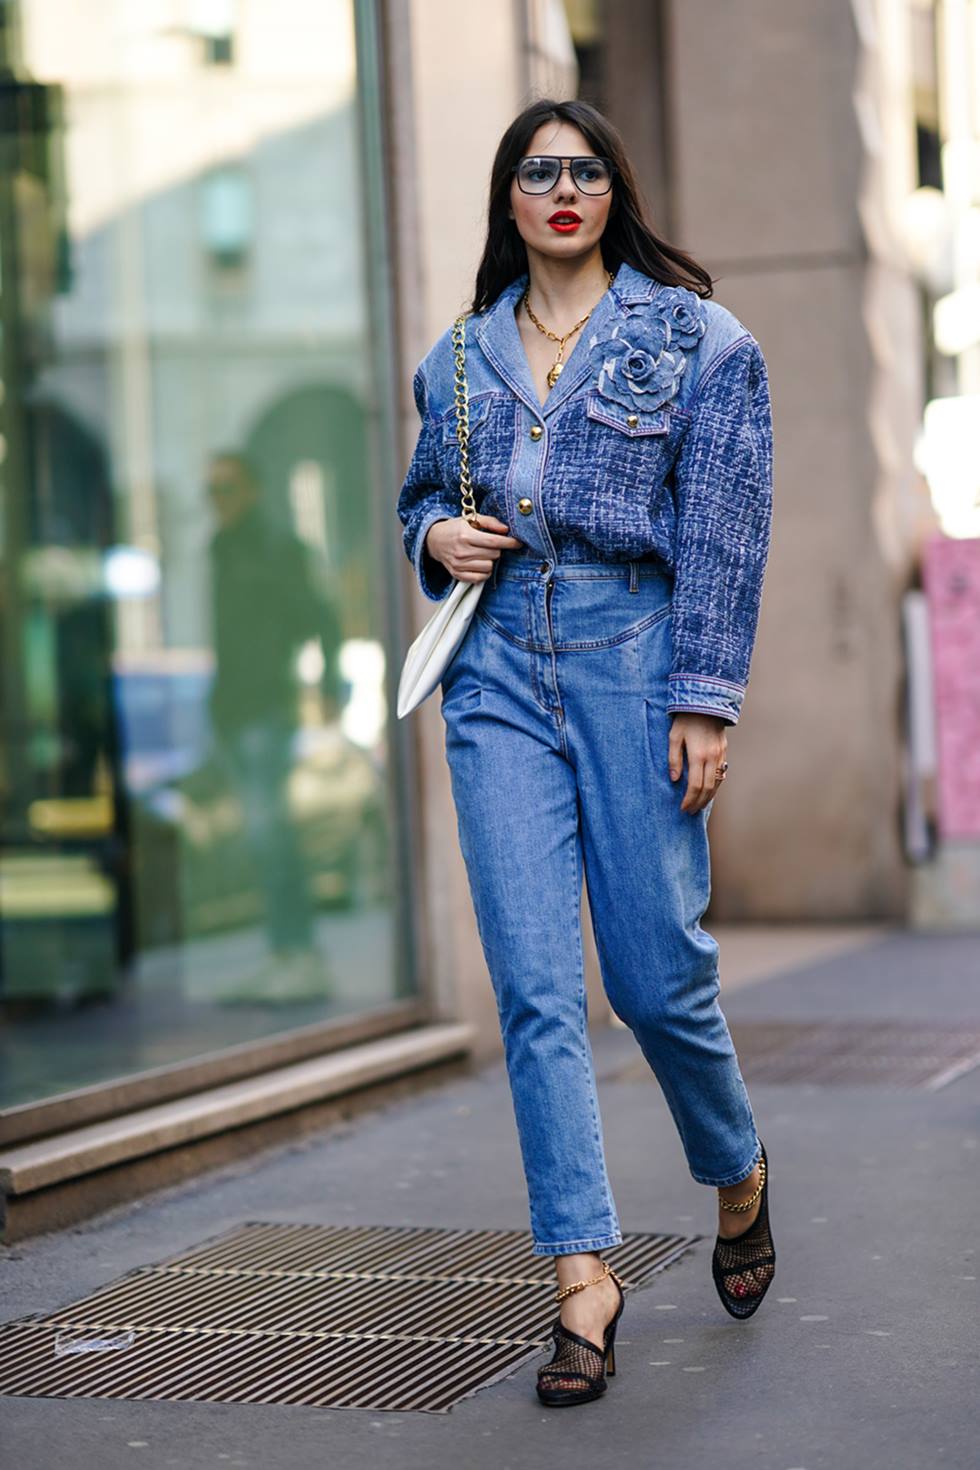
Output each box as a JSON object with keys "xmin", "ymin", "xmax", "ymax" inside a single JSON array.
[{"xmin": 922, "ymin": 532, "xmax": 980, "ymax": 840}]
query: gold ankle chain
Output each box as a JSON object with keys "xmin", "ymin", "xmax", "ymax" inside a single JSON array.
[
  {"xmin": 553, "ymin": 1259, "xmax": 625, "ymax": 1304},
  {"xmin": 718, "ymin": 1154, "xmax": 766, "ymax": 1213}
]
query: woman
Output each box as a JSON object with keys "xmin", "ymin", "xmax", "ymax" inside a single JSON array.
[{"xmin": 396, "ymin": 98, "xmax": 776, "ymax": 1407}]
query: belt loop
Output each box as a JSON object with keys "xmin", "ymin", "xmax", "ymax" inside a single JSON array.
[
  {"xmin": 628, "ymin": 559, "xmax": 639, "ymax": 593},
  {"xmin": 491, "ymin": 556, "xmax": 500, "ymax": 589}
]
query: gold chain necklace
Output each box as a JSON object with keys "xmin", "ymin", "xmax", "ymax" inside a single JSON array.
[{"xmin": 522, "ymin": 269, "xmax": 616, "ymax": 389}]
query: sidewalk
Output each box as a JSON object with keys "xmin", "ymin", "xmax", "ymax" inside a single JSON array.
[{"xmin": 1, "ymin": 926, "xmax": 977, "ymax": 1470}]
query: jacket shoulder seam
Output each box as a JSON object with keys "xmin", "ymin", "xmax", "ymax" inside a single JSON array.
[
  {"xmin": 689, "ymin": 332, "xmax": 755, "ymax": 408},
  {"xmin": 413, "ymin": 358, "xmax": 440, "ymax": 425}
]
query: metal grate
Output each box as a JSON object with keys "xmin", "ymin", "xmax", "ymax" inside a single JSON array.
[
  {"xmin": 603, "ymin": 1020, "xmax": 980, "ymax": 1090},
  {"xmin": 0, "ymin": 1222, "xmax": 698, "ymax": 1413}
]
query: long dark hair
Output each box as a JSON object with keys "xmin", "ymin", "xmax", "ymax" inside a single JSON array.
[{"xmin": 470, "ymin": 98, "xmax": 714, "ymax": 314}]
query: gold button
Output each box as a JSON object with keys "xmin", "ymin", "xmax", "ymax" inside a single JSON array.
[
  {"xmin": 529, "ymin": 424, "xmax": 543, "ymax": 440},
  {"xmin": 626, "ymin": 413, "xmax": 638, "ymax": 428},
  {"xmin": 517, "ymin": 498, "xmax": 533, "ymax": 515}
]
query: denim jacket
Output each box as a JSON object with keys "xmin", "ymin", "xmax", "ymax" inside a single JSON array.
[{"xmin": 396, "ymin": 259, "xmax": 773, "ymax": 725}]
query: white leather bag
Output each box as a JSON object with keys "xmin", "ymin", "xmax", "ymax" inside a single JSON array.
[
  {"xmin": 397, "ymin": 312, "xmax": 485, "ymax": 719},
  {"xmin": 396, "ymin": 574, "xmax": 484, "ymax": 718}
]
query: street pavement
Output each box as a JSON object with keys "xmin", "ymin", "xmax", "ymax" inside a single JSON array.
[{"xmin": 1, "ymin": 926, "xmax": 977, "ymax": 1470}]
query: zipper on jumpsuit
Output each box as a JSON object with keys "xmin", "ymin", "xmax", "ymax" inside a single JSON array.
[
  {"xmin": 527, "ymin": 416, "xmax": 566, "ymax": 732},
  {"xmin": 544, "ymin": 575, "xmax": 564, "ymax": 724}
]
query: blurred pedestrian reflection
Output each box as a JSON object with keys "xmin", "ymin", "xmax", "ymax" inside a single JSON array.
[{"xmin": 206, "ymin": 450, "xmax": 339, "ymax": 1004}]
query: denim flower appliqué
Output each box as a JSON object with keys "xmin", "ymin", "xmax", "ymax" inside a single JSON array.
[{"xmin": 590, "ymin": 287, "xmax": 707, "ymax": 414}]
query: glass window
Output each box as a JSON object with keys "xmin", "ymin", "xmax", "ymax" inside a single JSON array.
[{"xmin": 0, "ymin": 0, "xmax": 410, "ymax": 1110}]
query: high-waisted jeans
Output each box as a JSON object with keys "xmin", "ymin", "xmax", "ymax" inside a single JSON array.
[{"xmin": 439, "ymin": 552, "xmax": 762, "ymax": 1257}]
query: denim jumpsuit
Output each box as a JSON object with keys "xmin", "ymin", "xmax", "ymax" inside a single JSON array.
[{"xmin": 397, "ymin": 261, "xmax": 774, "ymax": 1257}]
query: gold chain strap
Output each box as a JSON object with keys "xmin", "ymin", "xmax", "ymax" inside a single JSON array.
[{"xmin": 451, "ymin": 312, "xmax": 479, "ymax": 527}]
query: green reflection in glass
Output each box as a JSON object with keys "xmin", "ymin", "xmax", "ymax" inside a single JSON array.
[{"xmin": 0, "ymin": 0, "xmax": 406, "ymax": 1111}]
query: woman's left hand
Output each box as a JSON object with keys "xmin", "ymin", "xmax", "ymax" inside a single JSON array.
[{"xmin": 669, "ymin": 713, "xmax": 728, "ymax": 814}]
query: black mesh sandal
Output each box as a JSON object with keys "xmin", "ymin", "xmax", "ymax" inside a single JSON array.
[
  {"xmin": 712, "ymin": 1138, "xmax": 776, "ymax": 1320},
  {"xmin": 535, "ymin": 1260, "xmax": 626, "ymax": 1407}
]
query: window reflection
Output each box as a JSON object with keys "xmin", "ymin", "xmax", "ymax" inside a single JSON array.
[
  {"xmin": 204, "ymin": 449, "xmax": 337, "ymax": 1002},
  {"xmin": 0, "ymin": 1, "xmax": 403, "ymax": 1111}
]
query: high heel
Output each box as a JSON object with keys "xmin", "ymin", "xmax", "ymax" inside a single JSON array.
[
  {"xmin": 535, "ymin": 1259, "xmax": 626, "ymax": 1407},
  {"xmin": 712, "ymin": 1138, "xmax": 775, "ymax": 1320}
]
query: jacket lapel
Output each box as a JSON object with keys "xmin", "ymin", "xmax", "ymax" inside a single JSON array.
[{"xmin": 470, "ymin": 275, "xmax": 539, "ymax": 415}]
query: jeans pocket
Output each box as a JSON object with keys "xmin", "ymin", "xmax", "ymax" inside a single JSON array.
[
  {"xmin": 643, "ymin": 693, "xmax": 671, "ymax": 778},
  {"xmin": 631, "ymin": 604, "xmax": 673, "ymax": 697},
  {"xmin": 440, "ymin": 681, "xmax": 482, "ymax": 717}
]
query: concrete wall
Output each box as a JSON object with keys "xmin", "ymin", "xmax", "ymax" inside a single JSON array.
[{"xmin": 654, "ymin": 0, "xmax": 920, "ymax": 918}]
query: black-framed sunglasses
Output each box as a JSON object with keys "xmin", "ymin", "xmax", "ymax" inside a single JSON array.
[{"xmin": 512, "ymin": 155, "xmax": 617, "ymax": 196}]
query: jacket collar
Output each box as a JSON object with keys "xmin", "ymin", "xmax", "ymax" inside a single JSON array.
[{"xmin": 471, "ymin": 260, "xmax": 662, "ymax": 419}]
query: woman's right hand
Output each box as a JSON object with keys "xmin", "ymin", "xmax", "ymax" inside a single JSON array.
[{"xmin": 425, "ymin": 513, "xmax": 524, "ymax": 584}]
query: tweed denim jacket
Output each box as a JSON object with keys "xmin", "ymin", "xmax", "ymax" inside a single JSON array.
[{"xmin": 396, "ymin": 259, "xmax": 773, "ymax": 725}]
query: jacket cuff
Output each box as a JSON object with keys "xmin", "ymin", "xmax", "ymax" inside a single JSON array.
[
  {"xmin": 666, "ymin": 673, "xmax": 745, "ymax": 726},
  {"xmin": 413, "ymin": 505, "xmax": 457, "ymax": 601}
]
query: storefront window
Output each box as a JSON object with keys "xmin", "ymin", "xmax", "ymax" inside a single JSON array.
[{"xmin": 0, "ymin": 0, "xmax": 408, "ymax": 1110}]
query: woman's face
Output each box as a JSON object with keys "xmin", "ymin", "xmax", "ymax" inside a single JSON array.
[{"xmin": 508, "ymin": 121, "xmax": 613, "ymax": 265}]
